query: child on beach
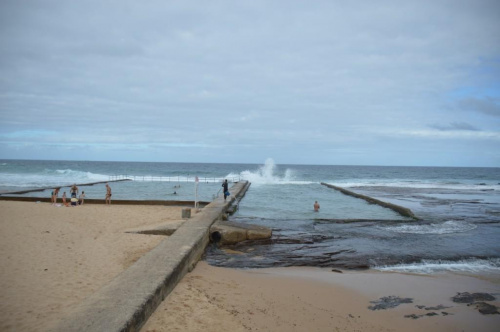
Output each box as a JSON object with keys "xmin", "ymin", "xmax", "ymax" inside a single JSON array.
[
  {"xmin": 62, "ymin": 192, "xmax": 68, "ymax": 207},
  {"xmin": 79, "ymin": 191, "xmax": 85, "ymax": 205}
]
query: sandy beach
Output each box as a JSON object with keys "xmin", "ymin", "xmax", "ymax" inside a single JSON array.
[
  {"xmin": 0, "ymin": 201, "xmax": 185, "ymax": 332},
  {"xmin": 1, "ymin": 201, "xmax": 499, "ymax": 332}
]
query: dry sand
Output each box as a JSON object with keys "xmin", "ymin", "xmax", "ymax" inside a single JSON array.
[
  {"xmin": 0, "ymin": 201, "xmax": 185, "ymax": 332},
  {"xmin": 1, "ymin": 201, "xmax": 499, "ymax": 332}
]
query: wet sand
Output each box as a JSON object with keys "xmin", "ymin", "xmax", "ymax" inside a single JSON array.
[
  {"xmin": 142, "ymin": 262, "xmax": 500, "ymax": 332},
  {"xmin": 1, "ymin": 201, "xmax": 499, "ymax": 332}
]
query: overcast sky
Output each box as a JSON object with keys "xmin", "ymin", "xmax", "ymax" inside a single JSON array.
[{"xmin": 0, "ymin": 0, "xmax": 499, "ymax": 166}]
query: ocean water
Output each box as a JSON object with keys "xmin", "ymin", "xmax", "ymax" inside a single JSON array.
[{"xmin": 1, "ymin": 158, "xmax": 499, "ymax": 275}]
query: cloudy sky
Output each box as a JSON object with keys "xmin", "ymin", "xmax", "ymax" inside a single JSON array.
[{"xmin": 1, "ymin": 0, "xmax": 499, "ymax": 166}]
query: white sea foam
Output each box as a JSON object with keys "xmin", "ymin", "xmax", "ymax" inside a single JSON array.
[
  {"xmin": 230, "ymin": 158, "xmax": 313, "ymax": 185},
  {"xmin": 55, "ymin": 169, "xmax": 109, "ymax": 181},
  {"xmin": 0, "ymin": 169, "xmax": 109, "ymax": 188},
  {"xmin": 375, "ymin": 258, "xmax": 500, "ymax": 274},
  {"xmin": 384, "ymin": 220, "xmax": 477, "ymax": 235}
]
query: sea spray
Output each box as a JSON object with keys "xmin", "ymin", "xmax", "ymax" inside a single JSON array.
[{"xmin": 228, "ymin": 158, "xmax": 311, "ymax": 185}]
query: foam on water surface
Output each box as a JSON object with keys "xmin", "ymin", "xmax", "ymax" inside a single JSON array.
[
  {"xmin": 382, "ymin": 220, "xmax": 477, "ymax": 235},
  {"xmin": 375, "ymin": 258, "xmax": 500, "ymax": 275}
]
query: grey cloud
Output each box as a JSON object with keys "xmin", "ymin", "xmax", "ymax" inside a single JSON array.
[
  {"xmin": 458, "ymin": 97, "xmax": 500, "ymax": 117},
  {"xmin": 429, "ymin": 122, "xmax": 480, "ymax": 131},
  {"xmin": 1, "ymin": 0, "xmax": 499, "ymax": 166}
]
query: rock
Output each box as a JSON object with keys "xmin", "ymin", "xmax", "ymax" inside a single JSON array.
[
  {"xmin": 368, "ymin": 296, "xmax": 413, "ymax": 310},
  {"xmin": 247, "ymin": 227, "xmax": 272, "ymax": 240},
  {"xmin": 219, "ymin": 228, "xmax": 247, "ymax": 244},
  {"xmin": 474, "ymin": 302, "xmax": 500, "ymax": 315},
  {"xmin": 404, "ymin": 314, "xmax": 420, "ymax": 319},
  {"xmin": 424, "ymin": 304, "xmax": 450, "ymax": 310},
  {"xmin": 451, "ymin": 292, "xmax": 496, "ymax": 303},
  {"xmin": 210, "ymin": 221, "xmax": 272, "ymax": 245}
]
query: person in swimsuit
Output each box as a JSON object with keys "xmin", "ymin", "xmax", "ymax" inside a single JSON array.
[
  {"xmin": 62, "ymin": 192, "xmax": 68, "ymax": 206},
  {"xmin": 53, "ymin": 188, "xmax": 60, "ymax": 204},
  {"xmin": 70, "ymin": 184, "xmax": 79, "ymax": 198},
  {"xmin": 105, "ymin": 183, "xmax": 112, "ymax": 205},
  {"xmin": 314, "ymin": 201, "xmax": 320, "ymax": 212}
]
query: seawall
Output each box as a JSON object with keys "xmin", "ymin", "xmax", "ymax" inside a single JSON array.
[
  {"xmin": 51, "ymin": 181, "xmax": 250, "ymax": 332},
  {"xmin": 321, "ymin": 182, "xmax": 418, "ymax": 219},
  {"xmin": 0, "ymin": 196, "xmax": 210, "ymax": 207}
]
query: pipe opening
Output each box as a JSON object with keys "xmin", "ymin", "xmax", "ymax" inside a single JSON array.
[{"xmin": 210, "ymin": 231, "xmax": 221, "ymax": 243}]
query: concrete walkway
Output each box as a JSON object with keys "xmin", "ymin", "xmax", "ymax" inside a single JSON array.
[{"xmin": 52, "ymin": 181, "xmax": 250, "ymax": 332}]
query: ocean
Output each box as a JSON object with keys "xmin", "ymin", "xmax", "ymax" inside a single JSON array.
[{"xmin": 1, "ymin": 158, "xmax": 499, "ymax": 275}]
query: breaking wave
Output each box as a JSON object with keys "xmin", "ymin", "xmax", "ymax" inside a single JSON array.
[{"xmin": 228, "ymin": 158, "xmax": 312, "ymax": 185}]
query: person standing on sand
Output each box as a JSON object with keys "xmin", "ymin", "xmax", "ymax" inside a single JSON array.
[
  {"xmin": 222, "ymin": 179, "xmax": 229, "ymax": 201},
  {"xmin": 62, "ymin": 192, "xmax": 67, "ymax": 206},
  {"xmin": 314, "ymin": 201, "xmax": 320, "ymax": 212},
  {"xmin": 70, "ymin": 184, "xmax": 79, "ymax": 198},
  {"xmin": 51, "ymin": 189, "xmax": 56, "ymax": 204},
  {"xmin": 105, "ymin": 183, "xmax": 112, "ymax": 205},
  {"xmin": 53, "ymin": 188, "xmax": 60, "ymax": 204}
]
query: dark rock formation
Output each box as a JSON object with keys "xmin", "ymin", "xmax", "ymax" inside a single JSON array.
[
  {"xmin": 451, "ymin": 292, "xmax": 495, "ymax": 304},
  {"xmin": 452, "ymin": 292, "xmax": 498, "ymax": 315},
  {"xmin": 473, "ymin": 302, "xmax": 499, "ymax": 315},
  {"xmin": 368, "ymin": 296, "xmax": 413, "ymax": 310}
]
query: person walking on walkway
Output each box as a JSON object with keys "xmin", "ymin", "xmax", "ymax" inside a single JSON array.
[{"xmin": 222, "ymin": 179, "xmax": 229, "ymax": 201}]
